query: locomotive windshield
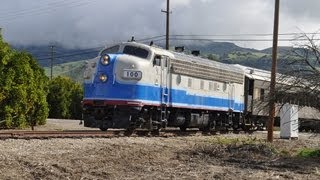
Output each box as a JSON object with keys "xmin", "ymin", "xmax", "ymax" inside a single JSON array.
[
  {"xmin": 100, "ymin": 45, "xmax": 120, "ymax": 55},
  {"xmin": 123, "ymin": 45, "xmax": 149, "ymax": 59}
]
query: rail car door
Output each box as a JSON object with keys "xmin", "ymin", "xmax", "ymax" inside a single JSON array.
[
  {"xmin": 244, "ymin": 77, "xmax": 254, "ymax": 113},
  {"xmin": 153, "ymin": 55, "xmax": 171, "ymax": 123},
  {"xmin": 160, "ymin": 56, "xmax": 171, "ymax": 106},
  {"xmin": 153, "ymin": 55, "xmax": 171, "ymax": 105}
]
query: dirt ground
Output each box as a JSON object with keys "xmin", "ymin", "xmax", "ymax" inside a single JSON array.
[{"xmin": 0, "ymin": 119, "xmax": 319, "ymax": 180}]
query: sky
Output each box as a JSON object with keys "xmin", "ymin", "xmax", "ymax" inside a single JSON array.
[{"xmin": 0, "ymin": 0, "xmax": 320, "ymax": 50}]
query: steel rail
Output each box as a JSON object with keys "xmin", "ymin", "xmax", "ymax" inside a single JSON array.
[{"xmin": 0, "ymin": 129, "xmax": 254, "ymax": 140}]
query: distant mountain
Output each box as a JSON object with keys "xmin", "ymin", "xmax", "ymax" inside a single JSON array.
[
  {"xmin": 13, "ymin": 41, "xmax": 268, "ymax": 67},
  {"xmin": 12, "ymin": 41, "xmax": 300, "ymax": 82},
  {"xmin": 260, "ymin": 46, "xmax": 295, "ymax": 55},
  {"xmin": 175, "ymin": 41, "xmax": 261, "ymax": 56}
]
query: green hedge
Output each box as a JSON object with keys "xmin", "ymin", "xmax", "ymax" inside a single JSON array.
[
  {"xmin": 47, "ymin": 76, "xmax": 83, "ymax": 119},
  {"xmin": 0, "ymin": 35, "xmax": 49, "ymax": 128}
]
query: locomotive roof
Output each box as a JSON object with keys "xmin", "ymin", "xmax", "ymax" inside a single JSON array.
[
  {"xmin": 170, "ymin": 51, "xmax": 243, "ymax": 74},
  {"xmin": 118, "ymin": 42, "xmax": 245, "ymax": 84},
  {"xmin": 129, "ymin": 42, "xmax": 244, "ymax": 74},
  {"xmin": 120, "ymin": 42, "xmax": 243, "ymax": 73}
]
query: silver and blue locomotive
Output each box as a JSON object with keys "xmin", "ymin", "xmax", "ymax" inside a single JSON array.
[{"xmin": 82, "ymin": 42, "xmax": 247, "ymax": 131}]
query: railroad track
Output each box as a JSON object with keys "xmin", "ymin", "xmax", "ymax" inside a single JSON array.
[
  {"xmin": 0, "ymin": 129, "xmax": 254, "ymax": 140},
  {"xmin": 0, "ymin": 129, "xmax": 197, "ymax": 139},
  {"xmin": 0, "ymin": 130, "xmax": 116, "ymax": 139}
]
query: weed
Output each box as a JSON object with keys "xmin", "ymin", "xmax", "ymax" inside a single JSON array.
[{"xmin": 297, "ymin": 148, "xmax": 320, "ymax": 158}]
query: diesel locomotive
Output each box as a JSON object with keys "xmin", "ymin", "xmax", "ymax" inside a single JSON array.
[{"xmin": 82, "ymin": 41, "xmax": 320, "ymax": 132}]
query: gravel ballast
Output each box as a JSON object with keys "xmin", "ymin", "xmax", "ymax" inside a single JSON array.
[{"xmin": 0, "ymin": 119, "xmax": 319, "ymax": 179}]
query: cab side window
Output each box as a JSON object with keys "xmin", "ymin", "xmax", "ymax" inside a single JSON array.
[
  {"xmin": 162, "ymin": 57, "xmax": 168, "ymax": 68},
  {"xmin": 153, "ymin": 55, "xmax": 161, "ymax": 66}
]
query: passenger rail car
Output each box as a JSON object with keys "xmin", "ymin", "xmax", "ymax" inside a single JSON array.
[
  {"xmin": 82, "ymin": 42, "xmax": 246, "ymax": 131},
  {"xmin": 238, "ymin": 65, "xmax": 320, "ymax": 131}
]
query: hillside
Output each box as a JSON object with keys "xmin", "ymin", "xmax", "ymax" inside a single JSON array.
[
  {"xmin": 180, "ymin": 41, "xmax": 261, "ymax": 56},
  {"xmin": 13, "ymin": 44, "xmax": 100, "ymax": 67},
  {"xmin": 13, "ymin": 42, "xmax": 298, "ymax": 82}
]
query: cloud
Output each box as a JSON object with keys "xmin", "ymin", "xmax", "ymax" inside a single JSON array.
[
  {"xmin": 0, "ymin": 0, "xmax": 319, "ymax": 49},
  {"xmin": 281, "ymin": 0, "xmax": 320, "ymax": 20}
]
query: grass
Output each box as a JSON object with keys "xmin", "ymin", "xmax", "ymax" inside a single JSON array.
[
  {"xmin": 227, "ymin": 51, "xmax": 268, "ymax": 60},
  {"xmin": 205, "ymin": 136, "xmax": 267, "ymax": 146},
  {"xmin": 297, "ymin": 148, "xmax": 320, "ymax": 158}
]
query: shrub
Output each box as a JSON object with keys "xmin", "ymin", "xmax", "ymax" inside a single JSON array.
[
  {"xmin": 297, "ymin": 149, "xmax": 320, "ymax": 158},
  {"xmin": 47, "ymin": 76, "xmax": 83, "ymax": 119},
  {"xmin": 0, "ymin": 35, "xmax": 49, "ymax": 128}
]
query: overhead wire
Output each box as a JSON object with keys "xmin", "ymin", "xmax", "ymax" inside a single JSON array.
[
  {"xmin": 29, "ymin": 32, "xmax": 320, "ymax": 62},
  {"xmin": 36, "ymin": 45, "xmax": 103, "ymax": 61},
  {"xmin": 36, "ymin": 35, "xmax": 168, "ymax": 61},
  {"xmin": 170, "ymin": 32, "xmax": 320, "ymax": 37},
  {"xmin": 37, "ymin": 49, "xmax": 101, "ymax": 61},
  {"xmin": 165, "ymin": 37, "xmax": 320, "ymax": 42},
  {"xmin": 0, "ymin": 0, "xmax": 98, "ymax": 22}
]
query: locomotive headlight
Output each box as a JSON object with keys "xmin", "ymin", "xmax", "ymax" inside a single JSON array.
[
  {"xmin": 101, "ymin": 55, "xmax": 110, "ymax": 65},
  {"xmin": 99, "ymin": 74, "xmax": 108, "ymax": 82}
]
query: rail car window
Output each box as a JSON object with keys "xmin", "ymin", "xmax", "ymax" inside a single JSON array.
[
  {"xmin": 209, "ymin": 82, "xmax": 213, "ymax": 91},
  {"xmin": 123, "ymin": 45, "xmax": 149, "ymax": 59},
  {"xmin": 214, "ymin": 83, "xmax": 219, "ymax": 91},
  {"xmin": 254, "ymin": 88, "xmax": 260, "ymax": 100},
  {"xmin": 176, "ymin": 74, "xmax": 181, "ymax": 85},
  {"xmin": 223, "ymin": 82, "xmax": 227, "ymax": 92},
  {"xmin": 254, "ymin": 88, "xmax": 265, "ymax": 100},
  {"xmin": 100, "ymin": 45, "xmax": 120, "ymax": 55},
  {"xmin": 200, "ymin": 80, "xmax": 204, "ymax": 90},
  {"xmin": 188, "ymin": 78, "xmax": 192, "ymax": 88},
  {"xmin": 260, "ymin": 89, "xmax": 265, "ymax": 101}
]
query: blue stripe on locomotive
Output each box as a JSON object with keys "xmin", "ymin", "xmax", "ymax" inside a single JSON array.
[
  {"xmin": 84, "ymin": 54, "xmax": 244, "ymax": 112},
  {"xmin": 84, "ymin": 82, "xmax": 244, "ymax": 112}
]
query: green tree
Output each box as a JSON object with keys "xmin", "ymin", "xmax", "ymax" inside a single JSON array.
[
  {"xmin": 0, "ymin": 35, "xmax": 49, "ymax": 128},
  {"xmin": 47, "ymin": 76, "xmax": 83, "ymax": 119}
]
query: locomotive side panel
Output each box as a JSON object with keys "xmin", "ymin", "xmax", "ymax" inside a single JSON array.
[
  {"xmin": 83, "ymin": 42, "xmax": 247, "ymax": 131},
  {"xmin": 169, "ymin": 73, "xmax": 244, "ymax": 112}
]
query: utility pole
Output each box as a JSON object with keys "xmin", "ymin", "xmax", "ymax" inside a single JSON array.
[
  {"xmin": 50, "ymin": 45, "xmax": 55, "ymax": 80},
  {"xmin": 268, "ymin": 0, "xmax": 280, "ymax": 143},
  {"xmin": 161, "ymin": 0, "xmax": 170, "ymax": 50}
]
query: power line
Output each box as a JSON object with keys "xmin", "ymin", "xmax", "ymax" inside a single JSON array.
[
  {"xmin": 157, "ymin": 37, "xmax": 320, "ymax": 42},
  {"xmin": 134, "ymin": 33, "xmax": 320, "ymax": 45},
  {"xmin": 171, "ymin": 38, "xmax": 271, "ymax": 41},
  {"xmin": 170, "ymin": 32, "xmax": 320, "ymax": 37},
  {"xmin": 37, "ymin": 47, "xmax": 102, "ymax": 61},
  {"xmin": 0, "ymin": 0, "xmax": 98, "ymax": 22},
  {"xmin": 25, "ymin": 32, "xmax": 320, "ymax": 62},
  {"xmin": 136, "ymin": 35, "xmax": 166, "ymax": 42},
  {"xmin": 0, "ymin": 0, "xmax": 88, "ymax": 17},
  {"xmin": 36, "ymin": 36, "xmax": 167, "ymax": 61},
  {"xmin": 0, "ymin": 0, "xmax": 53, "ymax": 15}
]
